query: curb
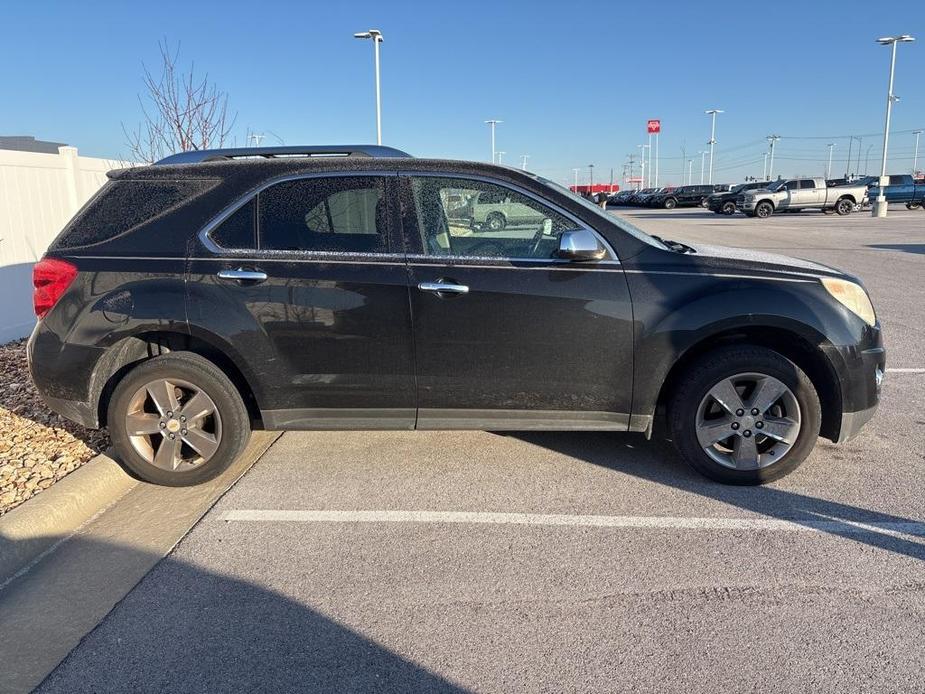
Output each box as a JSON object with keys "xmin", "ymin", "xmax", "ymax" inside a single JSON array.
[{"xmin": 0, "ymin": 453, "xmax": 137, "ymax": 585}]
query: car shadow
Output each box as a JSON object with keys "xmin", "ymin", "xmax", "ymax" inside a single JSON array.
[
  {"xmin": 500, "ymin": 431, "xmax": 925, "ymax": 562},
  {"xmin": 0, "ymin": 534, "xmax": 465, "ymax": 694},
  {"xmin": 867, "ymin": 243, "xmax": 925, "ymax": 256}
]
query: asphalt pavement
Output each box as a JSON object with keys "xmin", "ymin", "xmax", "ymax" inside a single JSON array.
[{"xmin": 37, "ymin": 207, "xmax": 925, "ymax": 693}]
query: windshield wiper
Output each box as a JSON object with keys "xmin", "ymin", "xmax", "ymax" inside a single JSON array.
[{"xmin": 652, "ymin": 235, "xmax": 695, "ymax": 254}]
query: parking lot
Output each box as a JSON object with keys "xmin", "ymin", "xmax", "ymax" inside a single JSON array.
[{"xmin": 37, "ymin": 208, "xmax": 925, "ymax": 692}]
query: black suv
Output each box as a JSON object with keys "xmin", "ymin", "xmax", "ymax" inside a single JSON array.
[
  {"xmin": 708, "ymin": 181, "xmax": 772, "ymax": 215},
  {"xmin": 652, "ymin": 184, "xmax": 730, "ymax": 209},
  {"xmin": 28, "ymin": 145, "xmax": 884, "ymax": 486}
]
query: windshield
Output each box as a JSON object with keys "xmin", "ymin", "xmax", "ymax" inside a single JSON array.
[{"xmin": 536, "ymin": 176, "xmax": 668, "ymax": 250}]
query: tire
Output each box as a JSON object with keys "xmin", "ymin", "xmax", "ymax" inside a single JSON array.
[
  {"xmin": 486, "ymin": 212, "xmax": 506, "ymax": 231},
  {"xmin": 108, "ymin": 352, "xmax": 251, "ymax": 486},
  {"xmin": 835, "ymin": 198, "xmax": 854, "ymax": 216},
  {"xmin": 663, "ymin": 198, "xmax": 677, "ymax": 210},
  {"xmin": 906, "ymin": 202, "xmax": 921, "ymax": 210},
  {"xmin": 668, "ymin": 345, "xmax": 821, "ymax": 485},
  {"xmin": 755, "ymin": 201, "xmax": 774, "ymax": 218},
  {"xmin": 721, "ymin": 201, "xmax": 736, "ymax": 215}
]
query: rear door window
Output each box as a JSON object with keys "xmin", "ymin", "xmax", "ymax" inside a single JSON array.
[
  {"xmin": 258, "ymin": 176, "xmax": 387, "ymax": 253},
  {"xmin": 211, "ymin": 199, "xmax": 256, "ymax": 249}
]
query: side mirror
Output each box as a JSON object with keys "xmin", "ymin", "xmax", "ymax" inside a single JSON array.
[{"xmin": 556, "ymin": 229, "xmax": 607, "ymax": 261}]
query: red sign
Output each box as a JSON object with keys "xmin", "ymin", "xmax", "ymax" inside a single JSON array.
[{"xmin": 647, "ymin": 119, "xmax": 661, "ymax": 134}]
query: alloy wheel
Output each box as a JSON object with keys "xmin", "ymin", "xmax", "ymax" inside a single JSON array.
[
  {"xmin": 695, "ymin": 372, "xmax": 801, "ymax": 470},
  {"xmin": 124, "ymin": 378, "xmax": 222, "ymax": 472}
]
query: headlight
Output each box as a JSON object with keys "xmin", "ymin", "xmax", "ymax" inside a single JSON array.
[{"xmin": 821, "ymin": 278, "xmax": 876, "ymax": 327}]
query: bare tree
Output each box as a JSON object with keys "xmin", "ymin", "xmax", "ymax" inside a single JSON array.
[{"xmin": 123, "ymin": 40, "xmax": 236, "ymax": 163}]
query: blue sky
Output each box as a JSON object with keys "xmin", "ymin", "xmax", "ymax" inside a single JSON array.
[{"xmin": 4, "ymin": 0, "xmax": 923, "ymax": 185}]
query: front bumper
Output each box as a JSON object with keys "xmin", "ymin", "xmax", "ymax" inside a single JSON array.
[{"xmin": 826, "ymin": 328, "xmax": 885, "ymax": 443}]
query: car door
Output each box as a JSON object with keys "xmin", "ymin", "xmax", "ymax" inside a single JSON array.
[
  {"xmin": 797, "ymin": 179, "xmax": 823, "ymax": 206},
  {"xmin": 399, "ymin": 174, "xmax": 635, "ymax": 430},
  {"xmin": 187, "ymin": 173, "xmax": 416, "ymax": 430}
]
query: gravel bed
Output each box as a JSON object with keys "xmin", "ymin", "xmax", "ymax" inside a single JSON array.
[{"xmin": 0, "ymin": 339, "xmax": 108, "ymax": 515}]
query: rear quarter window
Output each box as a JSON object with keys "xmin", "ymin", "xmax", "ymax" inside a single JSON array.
[{"xmin": 50, "ymin": 178, "xmax": 217, "ymax": 250}]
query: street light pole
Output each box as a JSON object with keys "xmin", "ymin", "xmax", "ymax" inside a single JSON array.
[
  {"xmin": 705, "ymin": 109, "xmax": 723, "ymax": 185},
  {"xmin": 496, "ymin": 151, "xmax": 506, "ymax": 165},
  {"xmin": 864, "ymin": 144, "xmax": 874, "ymax": 175},
  {"xmin": 687, "ymin": 159, "xmax": 693, "ymax": 185},
  {"xmin": 912, "ymin": 130, "xmax": 923, "ymax": 175},
  {"xmin": 520, "ymin": 154, "xmax": 530, "ymax": 170},
  {"xmin": 767, "ymin": 135, "xmax": 781, "ymax": 180},
  {"xmin": 484, "ymin": 120, "xmax": 503, "ymax": 164},
  {"xmin": 873, "ymin": 34, "xmax": 915, "ymax": 217},
  {"xmin": 698, "ymin": 151, "xmax": 707, "ymax": 184},
  {"xmin": 637, "ymin": 145, "xmax": 646, "ymax": 190},
  {"xmin": 826, "ymin": 143, "xmax": 836, "ymax": 179},
  {"xmin": 572, "ymin": 168, "xmax": 580, "ymax": 192},
  {"xmin": 588, "ymin": 164, "xmax": 595, "ymax": 191},
  {"xmin": 762, "ymin": 152, "xmax": 769, "ymax": 180},
  {"xmin": 353, "ymin": 29, "xmax": 384, "ymax": 145}
]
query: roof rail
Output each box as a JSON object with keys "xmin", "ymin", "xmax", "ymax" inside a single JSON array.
[{"xmin": 154, "ymin": 145, "xmax": 413, "ymax": 165}]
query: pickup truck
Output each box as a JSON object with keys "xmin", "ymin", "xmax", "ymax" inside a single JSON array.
[
  {"xmin": 866, "ymin": 174, "xmax": 925, "ymax": 209},
  {"xmin": 737, "ymin": 177, "xmax": 868, "ymax": 218}
]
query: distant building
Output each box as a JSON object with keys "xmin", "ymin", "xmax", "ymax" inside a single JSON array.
[{"xmin": 0, "ymin": 135, "xmax": 67, "ymax": 154}]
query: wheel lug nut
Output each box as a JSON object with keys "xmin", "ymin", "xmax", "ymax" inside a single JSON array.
[
  {"xmin": 179, "ymin": 415, "xmax": 186, "ymax": 422},
  {"xmin": 736, "ymin": 409, "xmax": 745, "ymax": 417},
  {"xmin": 751, "ymin": 408, "xmax": 760, "ymax": 416},
  {"xmin": 731, "ymin": 422, "xmax": 740, "ymax": 430},
  {"xmin": 168, "ymin": 433, "xmax": 176, "ymax": 440},
  {"xmin": 743, "ymin": 430, "xmax": 752, "ymax": 438},
  {"xmin": 181, "ymin": 429, "xmax": 188, "ymax": 435},
  {"xmin": 166, "ymin": 411, "xmax": 173, "ymax": 418},
  {"xmin": 756, "ymin": 421, "xmax": 764, "ymax": 429},
  {"xmin": 159, "ymin": 421, "xmax": 166, "ymax": 429}
]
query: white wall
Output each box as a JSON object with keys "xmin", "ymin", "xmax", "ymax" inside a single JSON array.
[{"xmin": 0, "ymin": 147, "xmax": 129, "ymax": 342}]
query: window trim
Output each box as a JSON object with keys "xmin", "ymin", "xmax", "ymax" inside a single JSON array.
[{"xmin": 398, "ymin": 171, "xmax": 619, "ymax": 263}]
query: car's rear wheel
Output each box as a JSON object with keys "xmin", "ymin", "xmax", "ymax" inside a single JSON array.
[
  {"xmin": 486, "ymin": 212, "xmax": 506, "ymax": 231},
  {"xmin": 755, "ymin": 201, "xmax": 774, "ymax": 218},
  {"xmin": 108, "ymin": 352, "xmax": 251, "ymax": 486},
  {"xmin": 669, "ymin": 346, "xmax": 821, "ymax": 484},
  {"xmin": 664, "ymin": 198, "xmax": 677, "ymax": 209},
  {"xmin": 722, "ymin": 201, "xmax": 736, "ymax": 215},
  {"xmin": 906, "ymin": 202, "xmax": 921, "ymax": 210},
  {"xmin": 835, "ymin": 198, "xmax": 854, "ymax": 216}
]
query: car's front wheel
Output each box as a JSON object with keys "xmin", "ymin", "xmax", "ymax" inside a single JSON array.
[
  {"xmin": 755, "ymin": 201, "xmax": 774, "ymax": 218},
  {"xmin": 663, "ymin": 198, "xmax": 677, "ymax": 209},
  {"xmin": 108, "ymin": 352, "xmax": 251, "ymax": 486},
  {"xmin": 485, "ymin": 212, "xmax": 506, "ymax": 231},
  {"xmin": 721, "ymin": 201, "xmax": 736, "ymax": 215},
  {"xmin": 669, "ymin": 346, "xmax": 821, "ymax": 484}
]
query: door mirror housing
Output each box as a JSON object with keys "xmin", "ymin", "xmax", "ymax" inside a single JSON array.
[{"xmin": 556, "ymin": 229, "xmax": 607, "ymax": 261}]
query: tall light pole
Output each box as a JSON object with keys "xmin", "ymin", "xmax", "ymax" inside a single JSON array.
[
  {"xmin": 826, "ymin": 143, "xmax": 836, "ymax": 179},
  {"xmin": 705, "ymin": 109, "xmax": 723, "ymax": 184},
  {"xmin": 496, "ymin": 151, "xmax": 506, "ymax": 165},
  {"xmin": 354, "ymin": 29, "xmax": 384, "ymax": 145},
  {"xmin": 698, "ymin": 151, "xmax": 707, "ymax": 184},
  {"xmin": 637, "ymin": 145, "xmax": 646, "ymax": 189},
  {"xmin": 762, "ymin": 152, "xmax": 769, "ymax": 180},
  {"xmin": 767, "ymin": 135, "xmax": 781, "ymax": 180},
  {"xmin": 687, "ymin": 159, "xmax": 693, "ymax": 185},
  {"xmin": 572, "ymin": 168, "xmax": 580, "ymax": 192},
  {"xmin": 520, "ymin": 154, "xmax": 530, "ymax": 170},
  {"xmin": 484, "ymin": 120, "xmax": 503, "ymax": 163},
  {"xmin": 873, "ymin": 35, "xmax": 915, "ymax": 217},
  {"xmin": 588, "ymin": 163, "xmax": 595, "ymax": 191},
  {"xmin": 912, "ymin": 129, "xmax": 923, "ymax": 175},
  {"xmin": 864, "ymin": 144, "xmax": 874, "ymax": 175}
]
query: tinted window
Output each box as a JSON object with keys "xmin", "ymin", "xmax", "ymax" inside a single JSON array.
[
  {"xmin": 52, "ymin": 179, "xmax": 216, "ymax": 250},
  {"xmin": 211, "ymin": 198, "xmax": 255, "ymax": 249},
  {"xmin": 410, "ymin": 177, "xmax": 576, "ymax": 259},
  {"xmin": 259, "ymin": 177, "xmax": 387, "ymax": 253},
  {"xmin": 800, "ymin": 180, "xmax": 817, "ymax": 189},
  {"xmin": 785, "ymin": 180, "xmax": 799, "ymax": 190}
]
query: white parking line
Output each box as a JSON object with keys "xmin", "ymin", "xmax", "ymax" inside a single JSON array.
[
  {"xmin": 887, "ymin": 368, "xmax": 925, "ymax": 373},
  {"xmin": 220, "ymin": 510, "xmax": 925, "ymax": 536}
]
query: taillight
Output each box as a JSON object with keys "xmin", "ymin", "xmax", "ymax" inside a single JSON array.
[{"xmin": 33, "ymin": 258, "xmax": 78, "ymax": 319}]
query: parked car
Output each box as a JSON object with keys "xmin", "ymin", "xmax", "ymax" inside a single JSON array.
[
  {"xmin": 738, "ymin": 178, "xmax": 868, "ymax": 218},
  {"xmin": 606, "ymin": 190, "xmax": 635, "ymax": 207},
  {"xmin": 866, "ymin": 174, "xmax": 925, "ymax": 209},
  {"xmin": 651, "ymin": 184, "xmax": 730, "ymax": 209},
  {"xmin": 28, "ymin": 145, "xmax": 884, "ymax": 486},
  {"xmin": 625, "ymin": 187, "xmax": 659, "ymax": 206},
  {"xmin": 707, "ymin": 182, "xmax": 771, "ymax": 215},
  {"xmin": 468, "ymin": 188, "xmax": 547, "ymax": 230}
]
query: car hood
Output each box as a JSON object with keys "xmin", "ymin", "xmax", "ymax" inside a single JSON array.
[{"xmin": 684, "ymin": 242, "xmax": 847, "ymax": 279}]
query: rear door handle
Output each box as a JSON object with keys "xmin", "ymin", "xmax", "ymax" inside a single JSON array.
[
  {"xmin": 217, "ymin": 268, "xmax": 268, "ymax": 283},
  {"xmin": 418, "ymin": 281, "xmax": 469, "ymax": 295}
]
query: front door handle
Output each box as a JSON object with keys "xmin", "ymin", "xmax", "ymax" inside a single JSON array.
[
  {"xmin": 418, "ymin": 281, "xmax": 469, "ymax": 295},
  {"xmin": 217, "ymin": 268, "xmax": 268, "ymax": 283}
]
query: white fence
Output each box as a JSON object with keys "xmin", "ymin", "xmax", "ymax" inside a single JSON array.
[{"xmin": 0, "ymin": 147, "xmax": 128, "ymax": 342}]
